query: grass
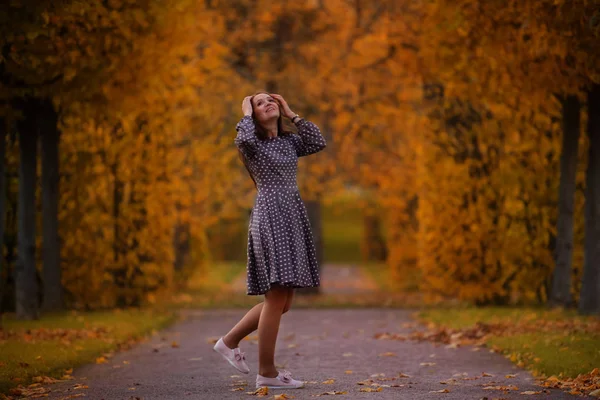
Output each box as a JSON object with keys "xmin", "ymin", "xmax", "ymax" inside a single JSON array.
[
  {"xmin": 0, "ymin": 308, "xmax": 177, "ymax": 395},
  {"xmin": 417, "ymin": 306, "xmax": 600, "ymax": 379},
  {"xmin": 322, "ymin": 200, "xmax": 363, "ymax": 263},
  {"xmin": 488, "ymin": 332, "xmax": 600, "ymax": 378},
  {"xmin": 185, "ymin": 261, "xmax": 247, "ymax": 294},
  {"xmin": 360, "ymin": 262, "xmax": 399, "ymax": 292}
]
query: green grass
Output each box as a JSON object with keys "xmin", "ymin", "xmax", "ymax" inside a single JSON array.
[
  {"xmin": 185, "ymin": 261, "xmax": 246, "ymax": 294},
  {"xmin": 360, "ymin": 262, "xmax": 402, "ymax": 292},
  {"xmin": 322, "ymin": 199, "xmax": 363, "ymax": 263},
  {"xmin": 417, "ymin": 306, "xmax": 600, "ymax": 378},
  {"xmin": 0, "ymin": 308, "xmax": 177, "ymax": 394},
  {"xmin": 488, "ymin": 332, "xmax": 600, "ymax": 378}
]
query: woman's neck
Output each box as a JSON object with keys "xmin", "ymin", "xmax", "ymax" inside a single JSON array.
[{"xmin": 263, "ymin": 120, "xmax": 278, "ymax": 138}]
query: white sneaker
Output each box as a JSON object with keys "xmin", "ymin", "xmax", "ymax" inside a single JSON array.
[
  {"xmin": 213, "ymin": 337, "xmax": 250, "ymax": 374},
  {"xmin": 256, "ymin": 370, "xmax": 304, "ymax": 389}
]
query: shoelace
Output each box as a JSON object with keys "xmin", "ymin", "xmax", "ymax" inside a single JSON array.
[
  {"xmin": 279, "ymin": 370, "xmax": 292, "ymax": 383},
  {"xmin": 234, "ymin": 349, "xmax": 246, "ymax": 361}
]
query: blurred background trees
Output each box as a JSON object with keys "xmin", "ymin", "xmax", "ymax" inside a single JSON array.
[{"xmin": 1, "ymin": 0, "xmax": 599, "ymax": 318}]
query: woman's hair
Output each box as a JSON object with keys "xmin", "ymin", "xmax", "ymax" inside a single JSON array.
[{"xmin": 238, "ymin": 91, "xmax": 291, "ymax": 188}]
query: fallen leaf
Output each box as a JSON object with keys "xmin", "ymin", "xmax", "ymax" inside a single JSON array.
[
  {"xmin": 378, "ymin": 352, "xmax": 397, "ymax": 357},
  {"xmin": 344, "ymin": 370, "xmax": 353, "ymax": 374},
  {"xmin": 95, "ymin": 357, "xmax": 107, "ymax": 364},
  {"xmin": 322, "ymin": 379, "xmax": 335, "ymax": 384},
  {"xmin": 429, "ymin": 389, "xmax": 450, "ymax": 393},
  {"xmin": 171, "ymin": 341, "xmax": 180, "ymax": 348},
  {"xmin": 505, "ymin": 374, "xmax": 516, "ymax": 378},
  {"xmin": 420, "ymin": 362, "xmax": 436, "ymax": 366},
  {"xmin": 342, "ymin": 352, "xmax": 353, "ymax": 357},
  {"xmin": 230, "ymin": 387, "xmax": 244, "ymax": 391},
  {"xmin": 73, "ymin": 384, "xmax": 88, "ymax": 390},
  {"xmin": 274, "ymin": 394, "xmax": 294, "ymax": 399},
  {"xmin": 359, "ymin": 387, "xmax": 383, "ymax": 392},
  {"xmin": 247, "ymin": 387, "xmax": 269, "ymax": 396},
  {"xmin": 520, "ymin": 390, "xmax": 542, "ymax": 395}
]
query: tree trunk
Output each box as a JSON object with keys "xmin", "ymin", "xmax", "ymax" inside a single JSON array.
[
  {"xmin": 15, "ymin": 100, "xmax": 40, "ymax": 320},
  {"xmin": 0, "ymin": 118, "xmax": 7, "ymax": 326},
  {"xmin": 40, "ymin": 100, "xmax": 63, "ymax": 311},
  {"xmin": 579, "ymin": 84, "xmax": 600, "ymax": 315},
  {"xmin": 549, "ymin": 95, "xmax": 580, "ymax": 308}
]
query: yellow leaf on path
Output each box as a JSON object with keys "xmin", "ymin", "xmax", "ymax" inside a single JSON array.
[
  {"xmin": 505, "ymin": 374, "xmax": 516, "ymax": 378},
  {"xmin": 398, "ymin": 373, "xmax": 411, "ymax": 378},
  {"xmin": 247, "ymin": 386, "xmax": 269, "ymax": 396},
  {"xmin": 342, "ymin": 352, "xmax": 353, "ymax": 357},
  {"xmin": 344, "ymin": 370, "xmax": 353, "ymax": 374},
  {"xmin": 274, "ymin": 394, "xmax": 294, "ymax": 399},
  {"xmin": 287, "ymin": 343, "xmax": 297, "ymax": 348},
  {"xmin": 359, "ymin": 387, "xmax": 383, "ymax": 392},
  {"xmin": 420, "ymin": 362, "xmax": 436, "ymax": 366},
  {"xmin": 72, "ymin": 384, "xmax": 88, "ymax": 390},
  {"xmin": 322, "ymin": 379, "xmax": 335, "ymax": 384},
  {"xmin": 230, "ymin": 387, "xmax": 244, "ymax": 391},
  {"xmin": 481, "ymin": 372, "xmax": 493, "ymax": 377},
  {"xmin": 171, "ymin": 341, "xmax": 180, "ymax": 348},
  {"xmin": 378, "ymin": 352, "xmax": 397, "ymax": 357},
  {"xmin": 95, "ymin": 356, "xmax": 107, "ymax": 364},
  {"xmin": 521, "ymin": 391, "xmax": 542, "ymax": 395},
  {"xmin": 429, "ymin": 389, "xmax": 450, "ymax": 393}
]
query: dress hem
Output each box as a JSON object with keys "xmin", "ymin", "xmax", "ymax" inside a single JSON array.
[{"xmin": 246, "ymin": 281, "xmax": 320, "ymax": 296}]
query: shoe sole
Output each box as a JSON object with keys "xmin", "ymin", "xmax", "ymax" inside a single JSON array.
[
  {"xmin": 256, "ymin": 384, "xmax": 304, "ymax": 389},
  {"xmin": 213, "ymin": 347, "xmax": 250, "ymax": 374}
]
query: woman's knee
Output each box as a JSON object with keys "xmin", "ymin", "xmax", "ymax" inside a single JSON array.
[{"xmin": 265, "ymin": 284, "xmax": 288, "ymax": 308}]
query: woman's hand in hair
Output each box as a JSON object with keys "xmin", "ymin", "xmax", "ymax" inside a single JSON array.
[
  {"xmin": 242, "ymin": 96, "xmax": 253, "ymax": 116},
  {"xmin": 270, "ymin": 94, "xmax": 295, "ymax": 119}
]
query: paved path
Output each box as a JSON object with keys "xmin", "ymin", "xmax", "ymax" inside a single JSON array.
[{"xmin": 44, "ymin": 309, "xmax": 577, "ymax": 400}]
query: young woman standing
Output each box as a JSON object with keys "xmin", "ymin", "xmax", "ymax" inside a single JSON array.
[{"xmin": 213, "ymin": 92, "xmax": 326, "ymax": 389}]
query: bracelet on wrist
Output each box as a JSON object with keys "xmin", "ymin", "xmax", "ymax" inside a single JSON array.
[{"xmin": 291, "ymin": 114, "xmax": 300, "ymax": 123}]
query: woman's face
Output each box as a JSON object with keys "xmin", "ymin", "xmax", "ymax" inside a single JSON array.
[{"xmin": 252, "ymin": 93, "xmax": 280, "ymax": 123}]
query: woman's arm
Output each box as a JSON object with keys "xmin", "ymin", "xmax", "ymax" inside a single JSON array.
[
  {"xmin": 234, "ymin": 116, "xmax": 260, "ymax": 159},
  {"xmin": 288, "ymin": 118, "xmax": 327, "ymax": 157}
]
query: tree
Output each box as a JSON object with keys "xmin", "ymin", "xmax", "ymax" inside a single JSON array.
[
  {"xmin": 549, "ymin": 95, "xmax": 581, "ymax": 308},
  {"xmin": 579, "ymin": 83, "xmax": 600, "ymax": 315},
  {"xmin": 15, "ymin": 99, "xmax": 39, "ymax": 320}
]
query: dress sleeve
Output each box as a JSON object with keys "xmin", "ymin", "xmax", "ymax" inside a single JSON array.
[
  {"xmin": 288, "ymin": 118, "xmax": 327, "ymax": 157},
  {"xmin": 234, "ymin": 116, "xmax": 260, "ymax": 159}
]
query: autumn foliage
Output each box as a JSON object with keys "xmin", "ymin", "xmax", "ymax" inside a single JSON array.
[{"xmin": 1, "ymin": 0, "xmax": 599, "ymax": 311}]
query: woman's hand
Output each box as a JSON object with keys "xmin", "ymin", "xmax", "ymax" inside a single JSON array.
[
  {"xmin": 270, "ymin": 94, "xmax": 296, "ymax": 119},
  {"xmin": 242, "ymin": 96, "xmax": 253, "ymax": 116}
]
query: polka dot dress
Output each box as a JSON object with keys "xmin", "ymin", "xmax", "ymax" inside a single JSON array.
[{"xmin": 234, "ymin": 115, "xmax": 327, "ymax": 295}]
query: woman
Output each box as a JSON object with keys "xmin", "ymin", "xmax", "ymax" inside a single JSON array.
[{"xmin": 213, "ymin": 92, "xmax": 327, "ymax": 389}]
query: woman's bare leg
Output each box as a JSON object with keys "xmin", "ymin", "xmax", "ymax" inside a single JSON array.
[
  {"xmin": 222, "ymin": 288, "xmax": 295, "ymax": 349},
  {"xmin": 257, "ymin": 284, "xmax": 292, "ymax": 378}
]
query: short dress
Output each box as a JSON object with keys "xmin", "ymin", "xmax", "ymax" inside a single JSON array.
[{"xmin": 234, "ymin": 115, "xmax": 327, "ymax": 295}]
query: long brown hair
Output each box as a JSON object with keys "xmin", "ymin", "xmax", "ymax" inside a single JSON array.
[{"xmin": 238, "ymin": 91, "xmax": 291, "ymax": 188}]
